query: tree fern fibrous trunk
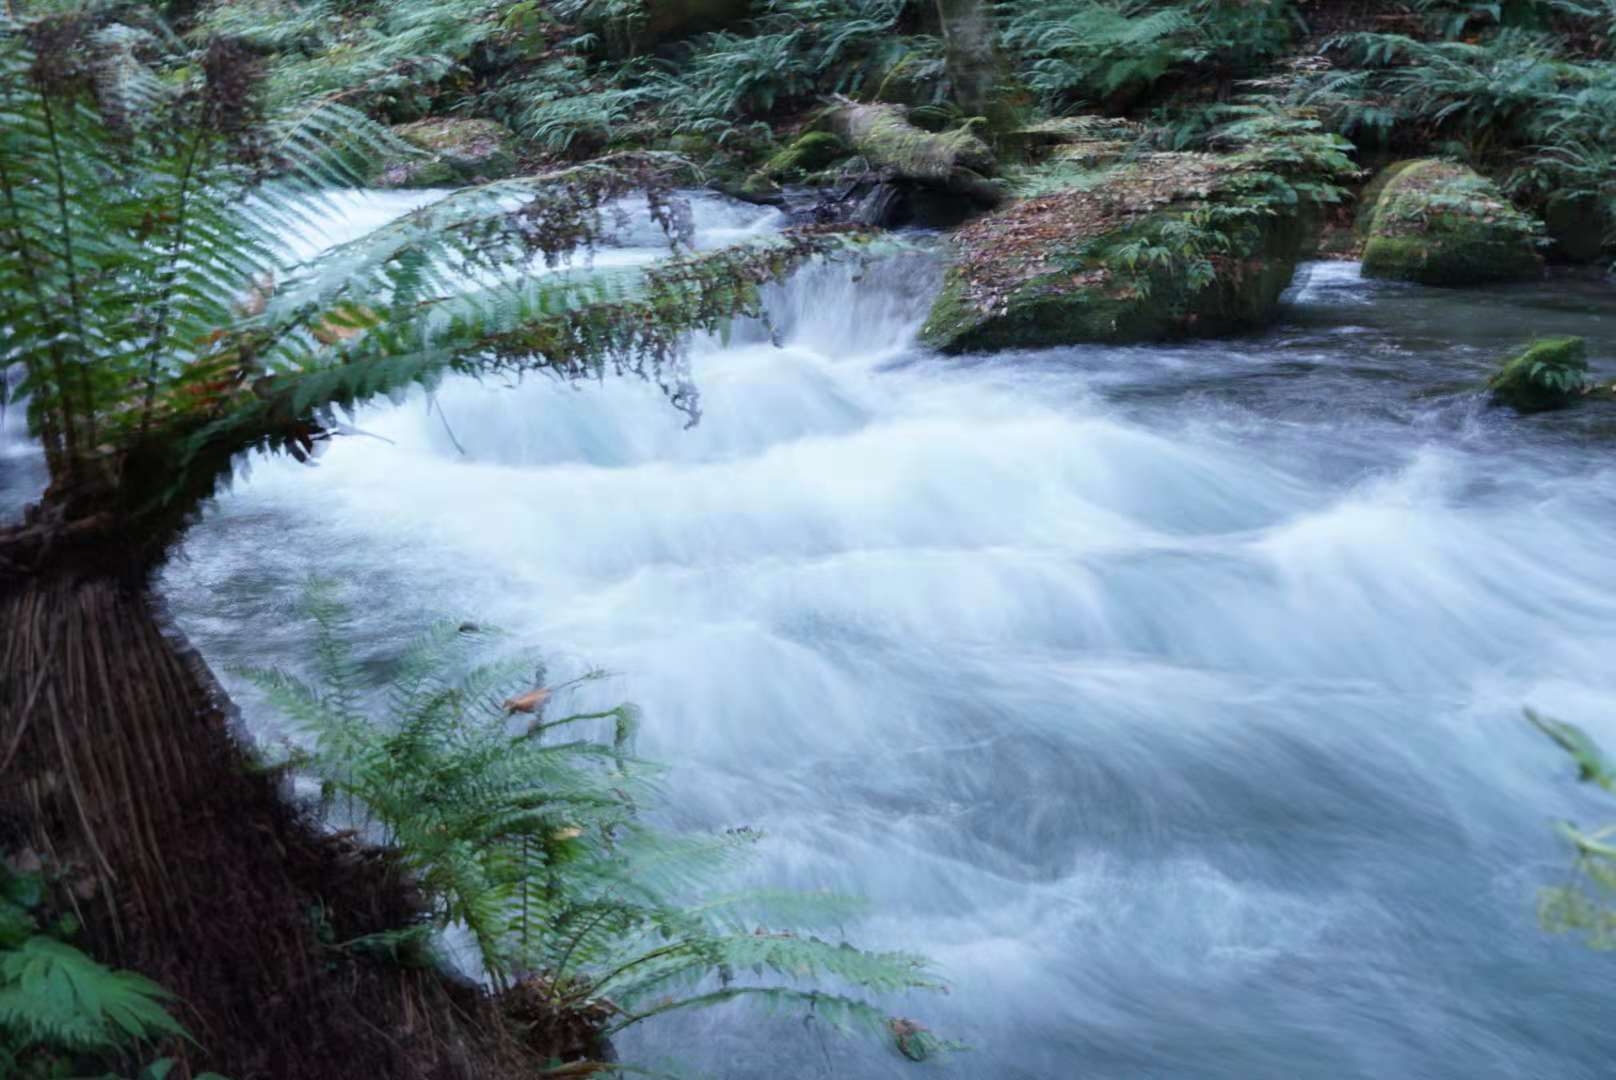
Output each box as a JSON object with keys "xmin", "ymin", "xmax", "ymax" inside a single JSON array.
[{"xmin": 0, "ymin": 555, "xmax": 532, "ymax": 1079}]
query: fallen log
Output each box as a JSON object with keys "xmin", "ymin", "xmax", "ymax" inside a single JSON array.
[{"xmin": 822, "ymin": 98, "xmax": 1006, "ymax": 208}]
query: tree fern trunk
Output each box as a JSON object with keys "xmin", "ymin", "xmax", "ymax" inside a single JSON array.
[{"xmin": 0, "ymin": 558, "xmax": 538, "ymax": 1079}]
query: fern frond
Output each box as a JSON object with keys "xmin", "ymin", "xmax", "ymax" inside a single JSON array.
[{"xmin": 0, "ymin": 936, "xmax": 189, "ymax": 1053}]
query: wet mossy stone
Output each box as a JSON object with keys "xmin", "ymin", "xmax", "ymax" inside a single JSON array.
[
  {"xmin": 1359, "ymin": 159, "xmax": 1543, "ymax": 285},
  {"xmin": 918, "ymin": 152, "xmax": 1306, "ymax": 353},
  {"xmin": 1487, "ymin": 336, "xmax": 1589, "ymax": 413},
  {"xmin": 375, "ymin": 118, "xmax": 517, "ymax": 189}
]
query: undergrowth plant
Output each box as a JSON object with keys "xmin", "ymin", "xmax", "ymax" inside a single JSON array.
[
  {"xmin": 1529, "ymin": 710, "xmax": 1616, "ymax": 947},
  {"xmin": 1000, "ymin": 0, "xmax": 1299, "ymax": 110},
  {"xmin": 0, "ymin": 860, "xmax": 223, "ymax": 1080},
  {"xmin": 1, "ymin": 3, "xmax": 861, "ymax": 567},
  {"xmin": 500, "ymin": 0, "xmax": 945, "ymax": 156},
  {"xmin": 241, "ymin": 581, "xmax": 953, "ymax": 1067},
  {"xmin": 197, "ymin": 0, "xmax": 512, "ymax": 116},
  {"xmin": 1304, "ymin": 17, "xmax": 1616, "ymax": 246}
]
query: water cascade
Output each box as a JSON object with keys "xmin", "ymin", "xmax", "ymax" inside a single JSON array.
[{"xmin": 155, "ymin": 194, "xmax": 1616, "ymax": 1078}]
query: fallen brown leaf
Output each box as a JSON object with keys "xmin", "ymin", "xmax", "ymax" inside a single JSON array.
[{"xmin": 503, "ymin": 687, "xmax": 552, "ymax": 714}]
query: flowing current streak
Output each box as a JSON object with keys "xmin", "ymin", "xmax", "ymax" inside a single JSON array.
[{"xmin": 163, "ymin": 193, "xmax": 1616, "ymax": 1079}]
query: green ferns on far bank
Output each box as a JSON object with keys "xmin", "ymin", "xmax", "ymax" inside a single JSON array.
[
  {"xmin": 240, "ymin": 581, "xmax": 953, "ymax": 1067},
  {"xmin": 1305, "ymin": 22, "xmax": 1616, "ymax": 250},
  {"xmin": 498, "ymin": 0, "xmax": 947, "ymax": 155},
  {"xmin": 1000, "ymin": 0, "xmax": 1300, "ymax": 110}
]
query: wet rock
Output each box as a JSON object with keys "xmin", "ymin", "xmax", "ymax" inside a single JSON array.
[
  {"xmin": 375, "ymin": 118, "xmax": 517, "ymax": 189},
  {"xmin": 1358, "ymin": 159, "xmax": 1543, "ymax": 285},
  {"xmin": 918, "ymin": 152, "xmax": 1306, "ymax": 353},
  {"xmin": 1487, "ymin": 336, "xmax": 1589, "ymax": 413}
]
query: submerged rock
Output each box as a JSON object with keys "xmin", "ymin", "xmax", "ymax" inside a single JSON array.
[
  {"xmin": 1358, "ymin": 159, "xmax": 1543, "ymax": 285},
  {"xmin": 1487, "ymin": 336, "xmax": 1589, "ymax": 413},
  {"xmin": 918, "ymin": 152, "xmax": 1307, "ymax": 353},
  {"xmin": 376, "ymin": 118, "xmax": 517, "ymax": 189}
]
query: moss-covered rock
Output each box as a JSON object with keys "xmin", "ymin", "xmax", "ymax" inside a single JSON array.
[
  {"xmin": 1487, "ymin": 336, "xmax": 1589, "ymax": 412},
  {"xmin": 375, "ymin": 118, "xmax": 517, "ymax": 189},
  {"xmin": 918, "ymin": 152, "xmax": 1306, "ymax": 353},
  {"xmin": 1358, "ymin": 159, "xmax": 1543, "ymax": 285}
]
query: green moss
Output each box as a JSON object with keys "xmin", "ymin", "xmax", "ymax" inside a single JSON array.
[
  {"xmin": 1353, "ymin": 159, "xmax": 1421, "ymax": 242},
  {"xmin": 375, "ymin": 118, "xmax": 516, "ymax": 188},
  {"xmin": 1358, "ymin": 159, "xmax": 1543, "ymax": 285},
  {"xmin": 919, "ymin": 155, "xmax": 1307, "ymax": 353},
  {"xmin": 757, "ymin": 131, "xmax": 847, "ymax": 181},
  {"xmin": 1487, "ymin": 336, "xmax": 1589, "ymax": 413}
]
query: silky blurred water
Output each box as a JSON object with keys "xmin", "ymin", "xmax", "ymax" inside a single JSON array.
[{"xmin": 147, "ymin": 194, "xmax": 1616, "ymax": 1078}]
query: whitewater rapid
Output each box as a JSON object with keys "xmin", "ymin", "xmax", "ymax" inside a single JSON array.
[{"xmin": 155, "ymin": 194, "xmax": 1616, "ymax": 1078}]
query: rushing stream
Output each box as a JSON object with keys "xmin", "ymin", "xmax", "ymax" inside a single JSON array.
[{"xmin": 127, "ymin": 191, "xmax": 1616, "ymax": 1077}]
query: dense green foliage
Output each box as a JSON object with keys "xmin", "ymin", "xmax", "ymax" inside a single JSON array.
[
  {"xmin": 0, "ymin": 3, "xmax": 855, "ymax": 556},
  {"xmin": 1302, "ymin": 9, "xmax": 1616, "ymax": 245},
  {"xmin": 1001, "ymin": 0, "xmax": 1297, "ymax": 109},
  {"xmin": 0, "ymin": 859, "xmax": 221, "ymax": 1080},
  {"xmin": 242, "ymin": 583, "xmax": 952, "ymax": 1065}
]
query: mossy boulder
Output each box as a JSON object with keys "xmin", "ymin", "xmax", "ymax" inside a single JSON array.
[
  {"xmin": 1358, "ymin": 159, "xmax": 1543, "ymax": 285},
  {"xmin": 918, "ymin": 152, "xmax": 1306, "ymax": 353},
  {"xmin": 1487, "ymin": 336, "xmax": 1589, "ymax": 413},
  {"xmin": 375, "ymin": 118, "xmax": 517, "ymax": 189}
]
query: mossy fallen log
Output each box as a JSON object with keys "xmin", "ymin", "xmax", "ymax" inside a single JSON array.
[{"xmin": 823, "ymin": 99, "xmax": 1006, "ymax": 207}]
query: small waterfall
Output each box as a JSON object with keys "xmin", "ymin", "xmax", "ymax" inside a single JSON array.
[{"xmin": 161, "ymin": 193, "xmax": 1616, "ymax": 1079}]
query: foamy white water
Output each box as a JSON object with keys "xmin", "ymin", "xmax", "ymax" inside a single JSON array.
[{"xmin": 160, "ymin": 195, "xmax": 1616, "ymax": 1078}]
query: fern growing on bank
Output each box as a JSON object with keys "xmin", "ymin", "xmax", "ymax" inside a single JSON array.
[
  {"xmin": 197, "ymin": 0, "xmax": 512, "ymax": 115},
  {"xmin": 487, "ymin": 0, "xmax": 945, "ymax": 156},
  {"xmin": 1, "ymin": 3, "xmax": 859, "ymax": 571},
  {"xmin": 0, "ymin": 859, "xmax": 224, "ymax": 1080},
  {"xmin": 239, "ymin": 582, "xmax": 953, "ymax": 1066},
  {"xmin": 1303, "ymin": 19, "xmax": 1616, "ymax": 247}
]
